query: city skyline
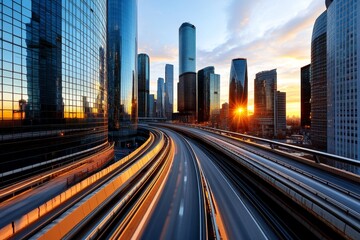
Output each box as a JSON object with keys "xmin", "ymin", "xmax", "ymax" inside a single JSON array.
[{"xmin": 138, "ymin": 0, "xmax": 326, "ymax": 117}]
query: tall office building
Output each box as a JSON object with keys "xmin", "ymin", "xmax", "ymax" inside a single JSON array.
[
  {"xmin": 108, "ymin": 0, "xmax": 138, "ymax": 132},
  {"xmin": 178, "ymin": 23, "xmax": 196, "ymax": 122},
  {"xmin": 157, "ymin": 78, "xmax": 165, "ymax": 118},
  {"xmin": 253, "ymin": 69, "xmax": 284, "ymax": 137},
  {"xmin": 165, "ymin": 64, "xmax": 174, "ymax": 119},
  {"xmin": 138, "ymin": 54, "xmax": 150, "ymax": 117},
  {"xmin": 327, "ymin": 0, "xmax": 360, "ymax": 160},
  {"xmin": 197, "ymin": 66, "xmax": 215, "ymax": 123},
  {"xmin": 229, "ymin": 59, "xmax": 248, "ymax": 132},
  {"xmin": 210, "ymin": 73, "xmax": 221, "ymax": 125},
  {"xmin": 275, "ymin": 91, "xmax": 287, "ymax": 137},
  {"xmin": 301, "ymin": 64, "xmax": 311, "ymax": 128},
  {"xmin": 311, "ymin": 10, "xmax": 328, "ymax": 150},
  {"xmin": 220, "ymin": 103, "xmax": 230, "ymax": 130},
  {"xmin": 0, "ymin": 1, "xmax": 109, "ymax": 174}
]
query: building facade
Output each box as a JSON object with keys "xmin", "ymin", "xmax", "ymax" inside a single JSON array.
[
  {"xmin": 157, "ymin": 78, "xmax": 165, "ymax": 118},
  {"xmin": 178, "ymin": 23, "xmax": 196, "ymax": 122},
  {"xmin": 137, "ymin": 53, "xmax": 149, "ymax": 117},
  {"xmin": 0, "ymin": 1, "xmax": 108, "ymax": 173},
  {"xmin": 301, "ymin": 64, "xmax": 311, "ymax": 128},
  {"xmin": 148, "ymin": 94, "xmax": 155, "ymax": 117},
  {"xmin": 165, "ymin": 64, "xmax": 174, "ymax": 119},
  {"xmin": 197, "ymin": 66, "xmax": 214, "ymax": 123},
  {"xmin": 108, "ymin": 0, "xmax": 138, "ymax": 132},
  {"xmin": 253, "ymin": 69, "xmax": 279, "ymax": 137},
  {"xmin": 311, "ymin": 10, "xmax": 328, "ymax": 150},
  {"xmin": 327, "ymin": 0, "xmax": 360, "ymax": 160},
  {"xmin": 229, "ymin": 58, "xmax": 248, "ymax": 132}
]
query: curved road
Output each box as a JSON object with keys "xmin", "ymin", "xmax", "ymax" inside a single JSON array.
[{"xmin": 142, "ymin": 128, "xmax": 205, "ymax": 239}]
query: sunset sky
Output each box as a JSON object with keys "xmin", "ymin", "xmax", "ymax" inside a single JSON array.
[{"xmin": 138, "ymin": 0, "xmax": 327, "ymax": 117}]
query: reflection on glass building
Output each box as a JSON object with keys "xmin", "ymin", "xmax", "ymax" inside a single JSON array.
[
  {"xmin": 178, "ymin": 23, "xmax": 196, "ymax": 122},
  {"xmin": 165, "ymin": 64, "xmax": 173, "ymax": 119},
  {"xmin": 327, "ymin": 0, "xmax": 360, "ymax": 160},
  {"xmin": 209, "ymin": 73, "xmax": 220, "ymax": 126},
  {"xmin": 229, "ymin": 58, "xmax": 248, "ymax": 132},
  {"xmin": 197, "ymin": 66, "xmax": 214, "ymax": 123},
  {"xmin": 108, "ymin": 0, "xmax": 138, "ymax": 132},
  {"xmin": 311, "ymin": 10, "xmax": 327, "ymax": 150},
  {"xmin": 0, "ymin": 1, "xmax": 108, "ymax": 174},
  {"xmin": 138, "ymin": 53, "xmax": 149, "ymax": 118}
]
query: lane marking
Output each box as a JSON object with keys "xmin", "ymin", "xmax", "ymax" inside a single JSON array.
[{"xmin": 179, "ymin": 199, "xmax": 184, "ymax": 217}]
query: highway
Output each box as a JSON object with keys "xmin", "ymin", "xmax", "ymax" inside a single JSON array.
[
  {"xmin": 142, "ymin": 128, "xmax": 206, "ymax": 239},
  {"xmin": 1, "ymin": 124, "xmax": 359, "ymax": 239},
  {"xmin": 165, "ymin": 124, "xmax": 360, "ymax": 239}
]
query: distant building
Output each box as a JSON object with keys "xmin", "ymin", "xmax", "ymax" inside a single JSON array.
[
  {"xmin": 253, "ymin": 69, "xmax": 285, "ymax": 138},
  {"xmin": 197, "ymin": 66, "xmax": 215, "ymax": 123},
  {"xmin": 311, "ymin": 10, "xmax": 327, "ymax": 150},
  {"xmin": 301, "ymin": 64, "xmax": 311, "ymax": 128},
  {"xmin": 220, "ymin": 103, "xmax": 229, "ymax": 130},
  {"xmin": 229, "ymin": 58, "xmax": 248, "ymax": 132},
  {"xmin": 275, "ymin": 91, "xmax": 287, "ymax": 137},
  {"xmin": 148, "ymin": 94, "xmax": 155, "ymax": 117},
  {"xmin": 138, "ymin": 54, "xmax": 150, "ymax": 117},
  {"xmin": 327, "ymin": 0, "xmax": 360, "ymax": 160},
  {"xmin": 157, "ymin": 78, "xmax": 165, "ymax": 118},
  {"xmin": 165, "ymin": 64, "xmax": 174, "ymax": 119},
  {"xmin": 178, "ymin": 22, "xmax": 196, "ymax": 122}
]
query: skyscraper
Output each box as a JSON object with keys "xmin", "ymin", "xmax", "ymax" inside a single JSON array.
[
  {"xmin": 148, "ymin": 94, "xmax": 155, "ymax": 118},
  {"xmin": 253, "ymin": 69, "xmax": 280, "ymax": 137},
  {"xmin": 301, "ymin": 64, "xmax": 311, "ymax": 128},
  {"xmin": 229, "ymin": 59, "xmax": 248, "ymax": 132},
  {"xmin": 165, "ymin": 64, "xmax": 174, "ymax": 119},
  {"xmin": 0, "ymin": 1, "xmax": 109, "ymax": 174},
  {"xmin": 178, "ymin": 23, "xmax": 196, "ymax": 122},
  {"xmin": 327, "ymin": 0, "xmax": 360, "ymax": 160},
  {"xmin": 108, "ymin": 0, "xmax": 138, "ymax": 132},
  {"xmin": 197, "ymin": 66, "xmax": 215, "ymax": 123},
  {"xmin": 138, "ymin": 54, "xmax": 150, "ymax": 117},
  {"xmin": 311, "ymin": 10, "xmax": 327, "ymax": 150},
  {"xmin": 275, "ymin": 91, "xmax": 287, "ymax": 137},
  {"xmin": 157, "ymin": 78, "xmax": 165, "ymax": 118}
]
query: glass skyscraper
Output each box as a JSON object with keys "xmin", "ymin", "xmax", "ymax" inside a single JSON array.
[
  {"xmin": 327, "ymin": 0, "xmax": 360, "ymax": 160},
  {"xmin": 0, "ymin": 1, "xmax": 108, "ymax": 174},
  {"xmin": 197, "ymin": 66, "xmax": 214, "ymax": 123},
  {"xmin": 311, "ymin": 10, "xmax": 327, "ymax": 150},
  {"xmin": 108, "ymin": 0, "xmax": 138, "ymax": 132},
  {"xmin": 138, "ymin": 53, "xmax": 149, "ymax": 118},
  {"xmin": 178, "ymin": 23, "xmax": 196, "ymax": 122},
  {"xmin": 165, "ymin": 64, "xmax": 173, "ymax": 119},
  {"xmin": 301, "ymin": 64, "xmax": 311, "ymax": 128},
  {"xmin": 229, "ymin": 58, "xmax": 248, "ymax": 131}
]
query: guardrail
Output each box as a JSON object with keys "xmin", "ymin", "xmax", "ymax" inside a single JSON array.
[{"xmin": 194, "ymin": 126, "xmax": 360, "ymax": 174}]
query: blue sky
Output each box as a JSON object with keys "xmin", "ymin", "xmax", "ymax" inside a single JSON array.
[{"xmin": 138, "ymin": 0, "xmax": 326, "ymax": 116}]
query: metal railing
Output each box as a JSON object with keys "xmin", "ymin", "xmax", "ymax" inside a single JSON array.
[{"xmin": 193, "ymin": 126, "xmax": 360, "ymax": 174}]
